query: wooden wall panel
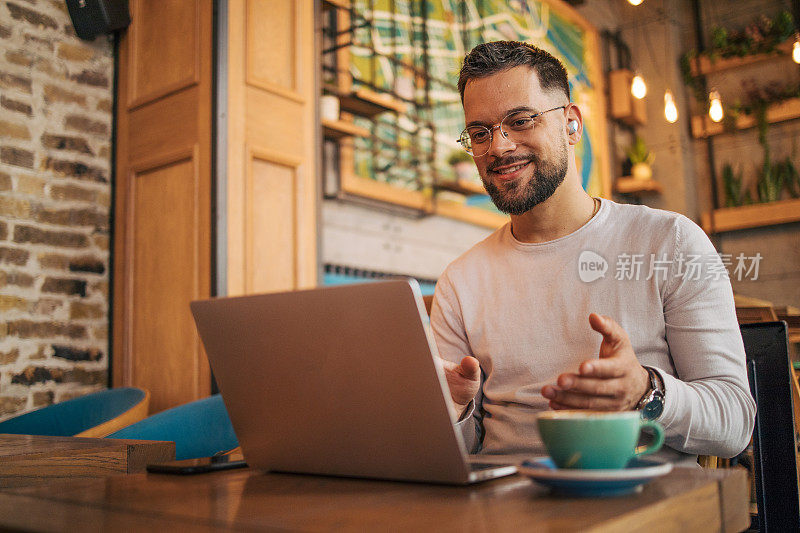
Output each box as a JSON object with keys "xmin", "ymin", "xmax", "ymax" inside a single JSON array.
[
  {"xmin": 245, "ymin": 87, "xmax": 306, "ymax": 157},
  {"xmin": 114, "ymin": 1, "xmax": 316, "ymax": 411},
  {"xmin": 128, "ymin": 87, "xmax": 199, "ymax": 162},
  {"xmin": 127, "ymin": 1, "xmax": 200, "ymax": 108},
  {"xmin": 115, "ymin": 0, "xmax": 212, "ymax": 412},
  {"xmin": 226, "ymin": 0, "xmax": 317, "ymax": 297},
  {"xmin": 130, "ymin": 155, "xmax": 202, "ymax": 413},
  {"xmin": 247, "ymin": 155, "xmax": 301, "ymax": 293},
  {"xmin": 245, "ymin": 0, "xmax": 302, "ymax": 101}
]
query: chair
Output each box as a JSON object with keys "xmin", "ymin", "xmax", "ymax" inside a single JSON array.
[
  {"xmin": 734, "ymin": 294, "xmax": 779, "ymax": 325},
  {"xmin": 0, "ymin": 387, "xmax": 149, "ymax": 438},
  {"xmin": 106, "ymin": 394, "xmax": 238, "ymax": 460},
  {"xmin": 737, "ymin": 306, "xmax": 779, "ymax": 325},
  {"xmin": 742, "ymin": 321, "xmax": 799, "ymax": 532},
  {"xmin": 775, "ymin": 307, "xmax": 800, "ymax": 346}
]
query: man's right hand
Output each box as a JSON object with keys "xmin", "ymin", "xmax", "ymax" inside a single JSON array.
[{"xmin": 440, "ymin": 356, "xmax": 481, "ymax": 408}]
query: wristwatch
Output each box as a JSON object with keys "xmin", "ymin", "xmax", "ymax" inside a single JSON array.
[{"xmin": 636, "ymin": 366, "xmax": 665, "ymax": 420}]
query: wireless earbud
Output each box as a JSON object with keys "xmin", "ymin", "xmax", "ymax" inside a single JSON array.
[{"xmin": 567, "ymin": 120, "xmax": 579, "ymax": 134}]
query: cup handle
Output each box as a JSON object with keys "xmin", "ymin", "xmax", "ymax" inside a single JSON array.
[{"xmin": 634, "ymin": 420, "xmax": 664, "ymax": 457}]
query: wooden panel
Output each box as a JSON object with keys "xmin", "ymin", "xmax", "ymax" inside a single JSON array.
[
  {"xmin": 690, "ymin": 39, "xmax": 794, "ymax": 76},
  {"xmin": 226, "ymin": 0, "xmax": 317, "ymax": 296},
  {"xmin": 735, "ymin": 306, "xmax": 779, "ymax": 324},
  {"xmin": 615, "ymin": 177, "xmax": 663, "ymax": 195},
  {"xmin": 322, "ymin": 118, "xmax": 370, "ymax": 139},
  {"xmin": 247, "ymin": 152, "xmax": 302, "ymax": 293},
  {"xmin": 129, "ymin": 152, "xmax": 204, "ymax": 413},
  {"xmin": 341, "ymin": 172, "xmax": 431, "ymax": 212},
  {"xmin": 608, "ymin": 69, "xmax": 647, "ymax": 126},
  {"xmin": 128, "ymin": 87, "xmax": 199, "ymax": 163},
  {"xmin": 0, "ymin": 434, "xmax": 174, "ymax": 488},
  {"xmin": 246, "ymin": 0, "xmax": 303, "ymax": 102},
  {"xmin": 245, "ymin": 86, "xmax": 306, "ymax": 157},
  {"xmin": 691, "ymin": 97, "xmax": 800, "ymax": 138},
  {"xmin": 127, "ymin": 0, "xmax": 200, "ymax": 109},
  {"xmin": 0, "ymin": 467, "xmax": 749, "ymax": 532},
  {"xmin": 434, "ymin": 199, "xmax": 508, "ymax": 229},
  {"xmin": 115, "ymin": 0, "xmax": 212, "ymax": 411},
  {"xmin": 338, "ymin": 134, "xmax": 431, "ymax": 212},
  {"xmin": 701, "ymin": 198, "xmax": 800, "ymax": 233}
]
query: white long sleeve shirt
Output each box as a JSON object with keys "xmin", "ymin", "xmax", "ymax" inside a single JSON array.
[{"xmin": 431, "ymin": 198, "xmax": 756, "ymax": 463}]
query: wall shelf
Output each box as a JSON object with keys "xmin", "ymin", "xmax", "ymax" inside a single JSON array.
[
  {"xmin": 322, "ymin": 118, "xmax": 370, "ymax": 140},
  {"xmin": 327, "ymin": 87, "xmax": 408, "ymax": 117},
  {"xmin": 434, "ymin": 199, "xmax": 508, "ymax": 229},
  {"xmin": 701, "ymin": 197, "xmax": 800, "ymax": 233},
  {"xmin": 691, "ymin": 97, "xmax": 800, "ymax": 138},
  {"xmin": 688, "ymin": 39, "xmax": 794, "ymax": 76},
  {"xmin": 340, "ymin": 171, "xmax": 432, "ymax": 212},
  {"xmin": 608, "ymin": 69, "xmax": 647, "ymax": 127},
  {"xmin": 435, "ymin": 179, "xmax": 486, "ymax": 196},
  {"xmin": 614, "ymin": 177, "xmax": 662, "ymax": 194},
  {"xmin": 322, "ymin": 0, "xmax": 350, "ymax": 11}
]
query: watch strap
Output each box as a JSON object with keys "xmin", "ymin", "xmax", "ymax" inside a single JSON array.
[{"xmin": 636, "ymin": 367, "xmax": 661, "ymax": 410}]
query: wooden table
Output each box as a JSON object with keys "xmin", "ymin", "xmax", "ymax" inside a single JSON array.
[
  {"xmin": 0, "ymin": 464, "xmax": 749, "ymax": 531},
  {"xmin": 0, "ymin": 434, "xmax": 175, "ymax": 488}
]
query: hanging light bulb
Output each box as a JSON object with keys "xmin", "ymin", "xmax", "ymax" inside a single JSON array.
[
  {"xmin": 628, "ymin": 0, "xmax": 644, "ymax": 5},
  {"xmin": 664, "ymin": 91, "xmax": 678, "ymax": 123},
  {"xmin": 708, "ymin": 90, "xmax": 724, "ymax": 122},
  {"xmin": 631, "ymin": 74, "xmax": 647, "ymax": 99},
  {"xmin": 793, "ymin": 36, "xmax": 800, "ymax": 64}
]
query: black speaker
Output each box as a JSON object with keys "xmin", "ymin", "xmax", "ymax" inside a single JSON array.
[{"xmin": 65, "ymin": 0, "xmax": 131, "ymax": 41}]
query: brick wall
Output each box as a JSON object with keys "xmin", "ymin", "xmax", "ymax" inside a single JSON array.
[{"xmin": 0, "ymin": 1, "xmax": 112, "ymax": 420}]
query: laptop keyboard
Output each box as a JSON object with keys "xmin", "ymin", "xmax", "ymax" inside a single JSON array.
[{"xmin": 469, "ymin": 462, "xmax": 507, "ymax": 471}]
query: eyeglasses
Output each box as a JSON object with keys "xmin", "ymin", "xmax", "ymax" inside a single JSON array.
[{"xmin": 457, "ymin": 105, "xmax": 567, "ymax": 157}]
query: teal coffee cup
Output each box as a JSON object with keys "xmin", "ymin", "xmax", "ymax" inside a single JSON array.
[{"xmin": 536, "ymin": 410, "xmax": 664, "ymax": 469}]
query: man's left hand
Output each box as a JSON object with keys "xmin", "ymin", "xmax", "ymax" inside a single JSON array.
[{"xmin": 541, "ymin": 313, "xmax": 649, "ymax": 411}]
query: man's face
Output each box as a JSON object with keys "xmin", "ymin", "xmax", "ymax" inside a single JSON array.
[{"xmin": 462, "ymin": 67, "xmax": 569, "ymax": 215}]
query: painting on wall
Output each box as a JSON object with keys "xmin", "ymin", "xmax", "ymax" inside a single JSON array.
[{"xmin": 329, "ymin": 0, "xmax": 610, "ymax": 227}]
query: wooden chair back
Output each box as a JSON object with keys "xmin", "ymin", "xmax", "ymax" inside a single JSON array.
[
  {"xmin": 736, "ymin": 306, "xmax": 778, "ymax": 324},
  {"xmin": 77, "ymin": 389, "xmax": 151, "ymax": 438}
]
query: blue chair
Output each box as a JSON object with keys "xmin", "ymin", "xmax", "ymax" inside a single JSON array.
[
  {"xmin": 0, "ymin": 387, "xmax": 149, "ymax": 438},
  {"xmin": 106, "ymin": 394, "xmax": 239, "ymax": 460}
]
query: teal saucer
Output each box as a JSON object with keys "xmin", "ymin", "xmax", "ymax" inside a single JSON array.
[{"xmin": 518, "ymin": 457, "xmax": 673, "ymax": 497}]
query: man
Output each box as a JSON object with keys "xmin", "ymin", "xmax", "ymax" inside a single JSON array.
[{"xmin": 432, "ymin": 41, "xmax": 755, "ymax": 463}]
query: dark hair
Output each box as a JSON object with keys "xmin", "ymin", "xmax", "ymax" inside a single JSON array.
[{"xmin": 457, "ymin": 41, "xmax": 570, "ymax": 102}]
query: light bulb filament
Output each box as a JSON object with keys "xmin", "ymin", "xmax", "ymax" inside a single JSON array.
[
  {"xmin": 631, "ymin": 75, "xmax": 647, "ymax": 99},
  {"xmin": 664, "ymin": 91, "xmax": 678, "ymax": 123},
  {"xmin": 709, "ymin": 90, "xmax": 723, "ymax": 123}
]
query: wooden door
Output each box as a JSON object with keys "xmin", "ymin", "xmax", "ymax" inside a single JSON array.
[
  {"xmin": 224, "ymin": 0, "xmax": 318, "ymax": 296},
  {"xmin": 113, "ymin": 0, "xmax": 213, "ymax": 412}
]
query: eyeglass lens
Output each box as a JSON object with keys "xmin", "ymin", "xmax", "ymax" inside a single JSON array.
[
  {"xmin": 459, "ymin": 111, "xmax": 537, "ymax": 157},
  {"xmin": 458, "ymin": 106, "xmax": 566, "ymax": 157}
]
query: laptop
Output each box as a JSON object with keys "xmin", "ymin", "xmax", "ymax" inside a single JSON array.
[{"xmin": 190, "ymin": 279, "xmax": 516, "ymax": 484}]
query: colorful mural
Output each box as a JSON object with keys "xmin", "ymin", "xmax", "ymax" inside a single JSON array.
[{"xmin": 342, "ymin": 0, "xmax": 608, "ymax": 217}]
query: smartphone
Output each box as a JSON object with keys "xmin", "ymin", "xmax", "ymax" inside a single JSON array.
[{"xmin": 146, "ymin": 456, "xmax": 247, "ymax": 475}]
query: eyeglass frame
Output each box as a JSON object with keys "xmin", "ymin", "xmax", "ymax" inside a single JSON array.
[{"xmin": 456, "ymin": 105, "xmax": 568, "ymax": 157}]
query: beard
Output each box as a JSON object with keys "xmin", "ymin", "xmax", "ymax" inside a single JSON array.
[{"xmin": 481, "ymin": 139, "xmax": 569, "ymax": 216}]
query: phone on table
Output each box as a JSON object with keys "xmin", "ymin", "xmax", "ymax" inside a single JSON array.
[{"xmin": 147, "ymin": 455, "xmax": 247, "ymax": 475}]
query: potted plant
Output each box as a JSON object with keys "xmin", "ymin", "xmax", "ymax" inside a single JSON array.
[
  {"xmin": 447, "ymin": 150, "xmax": 475, "ymax": 182},
  {"xmin": 781, "ymin": 157, "xmax": 799, "ymax": 198},
  {"xmin": 721, "ymin": 163, "xmax": 752, "ymax": 207},
  {"xmin": 626, "ymin": 135, "xmax": 655, "ymax": 181}
]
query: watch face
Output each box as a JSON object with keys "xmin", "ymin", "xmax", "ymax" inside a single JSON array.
[{"xmin": 642, "ymin": 395, "xmax": 664, "ymax": 421}]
